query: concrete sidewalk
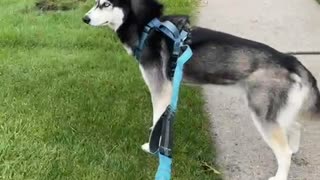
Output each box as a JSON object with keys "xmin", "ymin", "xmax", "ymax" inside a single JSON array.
[{"xmin": 197, "ymin": 0, "xmax": 320, "ymax": 179}]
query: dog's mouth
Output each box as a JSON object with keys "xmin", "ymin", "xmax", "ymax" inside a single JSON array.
[
  {"xmin": 89, "ymin": 21, "xmax": 109, "ymax": 27},
  {"xmin": 101, "ymin": 21, "xmax": 109, "ymax": 26},
  {"xmin": 88, "ymin": 21, "xmax": 109, "ymax": 27}
]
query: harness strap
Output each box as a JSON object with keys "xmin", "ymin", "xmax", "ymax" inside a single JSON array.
[
  {"xmin": 134, "ymin": 18, "xmax": 186, "ymax": 60},
  {"xmin": 134, "ymin": 19, "xmax": 160, "ymax": 60},
  {"xmin": 160, "ymin": 21, "xmax": 180, "ymax": 39},
  {"xmin": 158, "ymin": 21, "xmax": 181, "ymax": 54}
]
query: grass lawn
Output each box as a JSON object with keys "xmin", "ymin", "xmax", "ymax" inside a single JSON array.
[{"xmin": 0, "ymin": 0, "xmax": 221, "ymax": 179}]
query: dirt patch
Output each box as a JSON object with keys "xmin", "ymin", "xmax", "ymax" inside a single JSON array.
[{"xmin": 35, "ymin": 0, "xmax": 87, "ymax": 11}]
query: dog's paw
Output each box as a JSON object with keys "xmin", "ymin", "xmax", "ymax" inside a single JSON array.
[
  {"xmin": 268, "ymin": 176, "xmax": 286, "ymax": 180},
  {"xmin": 268, "ymin": 177, "xmax": 277, "ymax": 180},
  {"xmin": 141, "ymin": 143, "xmax": 151, "ymax": 153}
]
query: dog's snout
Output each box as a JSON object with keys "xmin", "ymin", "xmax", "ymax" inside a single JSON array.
[{"xmin": 82, "ymin": 16, "xmax": 91, "ymax": 24}]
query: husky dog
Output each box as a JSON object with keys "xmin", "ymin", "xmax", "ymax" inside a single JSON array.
[{"xmin": 83, "ymin": 0, "xmax": 320, "ymax": 179}]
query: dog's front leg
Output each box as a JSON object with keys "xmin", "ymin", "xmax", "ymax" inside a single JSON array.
[
  {"xmin": 150, "ymin": 81, "xmax": 172, "ymax": 128},
  {"xmin": 139, "ymin": 65, "xmax": 172, "ymax": 152}
]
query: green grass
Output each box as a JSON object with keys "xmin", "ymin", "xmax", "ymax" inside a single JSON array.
[{"xmin": 0, "ymin": 0, "xmax": 221, "ymax": 179}]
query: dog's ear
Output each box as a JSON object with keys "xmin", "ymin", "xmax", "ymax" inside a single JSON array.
[{"xmin": 130, "ymin": 0, "xmax": 163, "ymax": 25}]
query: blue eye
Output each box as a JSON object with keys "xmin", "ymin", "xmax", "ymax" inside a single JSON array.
[{"xmin": 102, "ymin": 2, "xmax": 111, "ymax": 7}]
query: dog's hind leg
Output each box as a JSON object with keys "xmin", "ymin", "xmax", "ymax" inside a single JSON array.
[
  {"xmin": 279, "ymin": 75, "xmax": 308, "ymax": 155},
  {"xmin": 246, "ymin": 70, "xmax": 309, "ymax": 180},
  {"xmin": 264, "ymin": 125, "xmax": 292, "ymax": 180},
  {"xmin": 287, "ymin": 122, "xmax": 301, "ymax": 154},
  {"xmin": 250, "ymin": 112, "xmax": 292, "ymax": 180},
  {"xmin": 139, "ymin": 65, "xmax": 172, "ymax": 152}
]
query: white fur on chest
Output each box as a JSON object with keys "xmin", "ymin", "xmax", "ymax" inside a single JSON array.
[{"xmin": 123, "ymin": 44, "xmax": 133, "ymax": 55}]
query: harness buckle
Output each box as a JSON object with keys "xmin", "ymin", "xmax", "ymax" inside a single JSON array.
[
  {"xmin": 159, "ymin": 147, "xmax": 172, "ymax": 157},
  {"xmin": 173, "ymin": 42, "xmax": 181, "ymax": 56},
  {"xmin": 143, "ymin": 26, "xmax": 151, "ymax": 33}
]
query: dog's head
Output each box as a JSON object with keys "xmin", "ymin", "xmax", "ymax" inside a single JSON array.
[{"xmin": 83, "ymin": 0, "xmax": 163, "ymax": 30}]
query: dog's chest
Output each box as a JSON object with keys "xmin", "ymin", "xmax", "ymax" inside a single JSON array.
[{"xmin": 123, "ymin": 44, "xmax": 133, "ymax": 55}]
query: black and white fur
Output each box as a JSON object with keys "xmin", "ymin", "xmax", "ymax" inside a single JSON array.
[{"xmin": 83, "ymin": 0, "xmax": 320, "ymax": 179}]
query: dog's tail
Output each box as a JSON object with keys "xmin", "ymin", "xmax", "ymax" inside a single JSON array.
[
  {"xmin": 294, "ymin": 57, "xmax": 320, "ymax": 120},
  {"xmin": 305, "ymin": 85, "xmax": 320, "ymax": 120}
]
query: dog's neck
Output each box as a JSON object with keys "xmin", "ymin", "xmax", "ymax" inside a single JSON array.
[
  {"xmin": 116, "ymin": 14, "xmax": 159, "ymax": 56},
  {"xmin": 116, "ymin": 20, "xmax": 138, "ymax": 55}
]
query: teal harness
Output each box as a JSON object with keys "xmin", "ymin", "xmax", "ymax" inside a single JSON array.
[{"xmin": 134, "ymin": 18, "xmax": 193, "ymax": 180}]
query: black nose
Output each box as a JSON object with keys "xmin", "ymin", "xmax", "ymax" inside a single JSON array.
[{"xmin": 82, "ymin": 16, "xmax": 91, "ymax": 24}]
